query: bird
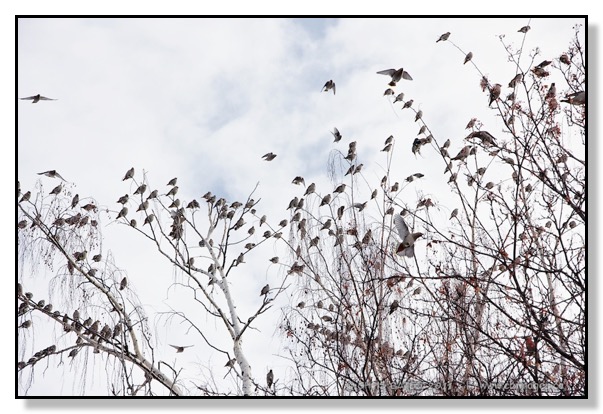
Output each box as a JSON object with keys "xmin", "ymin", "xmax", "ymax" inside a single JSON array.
[
  {"xmin": 119, "ymin": 277, "xmax": 127, "ymax": 290},
  {"xmin": 20, "ymin": 94, "xmax": 57, "ymax": 103},
  {"xmin": 320, "ymin": 194, "xmax": 331, "ymax": 206},
  {"xmin": 389, "ymin": 300, "xmax": 399, "ymax": 315},
  {"xmin": 262, "ymin": 152, "xmax": 277, "ymax": 161},
  {"xmin": 545, "ymin": 83, "xmax": 556, "ymax": 99},
  {"xmin": 560, "ymin": 91, "xmax": 585, "ymax": 106},
  {"xmin": 49, "ymin": 184, "xmax": 62, "ymax": 195},
  {"xmin": 166, "ymin": 177, "xmax": 177, "ymax": 186},
  {"xmin": 464, "ymin": 52, "xmax": 473, "ymax": 64},
  {"xmin": 19, "ymin": 191, "xmax": 31, "ymax": 203},
  {"xmin": 414, "ymin": 110, "xmax": 423, "ymax": 122},
  {"xmin": 122, "ymin": 167, "xmax": 135, "ymax": 181},
  {"xmin": 518, "ymin": 25, "xmax": 531, "ymax": 33},
  {"xmin": 535, "ymin": 60, "xmax": 552, "ymax": 69},
  {"xmin": 377, "ymin": 68, "xmax": 413, "ymax": 86},
  {"xmin": 331, "ymin": 127, "xmax": 342, "ymax": 143},
  {"xmin": 71, "ymin": 194, "xmax": 79, "ymax": 208},
  {"xmin": 292, "ymin": 176, "xmax": 305, "ymax": 186},
  {"xmin": 436, "ymin": 32, "xmax": 451, "ymax": 42},
  {"xmin": 170, "ymin": 344, "xmax": 194, "ymax": 353},
  {"xmin": 384, "ymin": 88, "xmax": 395, "ymax": 96},
  {"xmin": 450, "ymin": 208, "xmax": 458, "ymax": 220},
  {"xmin": 322, "ymin": 80, "xmax": 336, "ymax": 95},
  {"xmin": 117, "ymin": 194, "xmax": 129, "ymax": 204},
  {"xmin": 225, "ymin": 358, "xmax": 236, "ymax": 368},
  {"xmin": 411, "ymin": 138, "xmax": 422, "ymax": 156},
  {"xmin": 381, "ymin": 143, "xmax": 392, "ymax": 152},
  {"xmin": 38, "ymin": 170, "xmax": 66, "ymax": 181},
  {"xmin": 267, "ymin": 369, "xmax": 274, "ymax": 388},
  {"xmin": 525, "ymin": 335, "xmax": 537, "ymax": 356},
  {"xmin": 166, "ymin": 186, "xmax": 179, "ymax": 197},
  {"xmin": 393, "ymin": 214, "xmax": 423, "ymax": 258},
  {"xmin": 304, "ymin": 183, "xmax": 316, "ymax": 196},
  {"xmin": 489, "ymin": 84, "xmax": 502, "ymax": 106},
  {"xmin": 333, "ymin": 184, "xmax": 346, "ymax": 194},
  {"xmin": 559, "ymin": 53, "xmax": 571, "ymax": 65},
  {"xmin": 393, "ymin": 93, "xmax": 405, "ymax": 103},
  {"xmin": 508, "ymin": 74, "xmax": 522, "ymax": 88},
  {"xmin": 452, "ymin": 145, "xmax": 471, "ymax": 161},
  {"xmin": 402, "ymin": 99, "xmax": 414, "ymax": 109},
  {"xmin": 144, "ymin": 213, "xmax": 155, "ymax": 226},
  {"xmin": 260, "ymin": 284, "xmax": 270, "ymax": 296},
  {"xmin": 116, "ymin": 207, "xmax": 128, "ymax": 220}
]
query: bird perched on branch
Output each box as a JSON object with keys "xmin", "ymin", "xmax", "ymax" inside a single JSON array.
[
  {"xmin": 464, "ymin": 52, "xmax": 473, "ymax": 64},
  {"xmin": 170, "ymin": 344, "xmax": 194, "ymax": 353},
  {"xmin": 122, "ymin": 167, "xmax": 135, "ymax": 181},
  {"xmin": 393, "ymin": 214, "xmax": 423, "ymax": 257},
  {"xmin": 20, "ymin": 94, "xmax": 57, "ymax": 103},
  {"xmin": 436, "ymin": 32, "xmax": 451, "ymax": 42},
  {"xmin": 518, "ymin": 25, "xmax": 531, "ymax": 33},
  {"xmin": 260, "ymin": 284, "xmax": 270, "ymax": 296},
  {"xmin": 322, "ymin": 80, "xmax": 336, "ymax": 95},
  {"xmin": 560, "ymin": 91, "xmax": 585, "ymax": 106},
  {"xmin": 489, "ymin": 83, "xmax": 502, "ymax": 106},
  {"xmin": 267, "ymin": 369, "xmax": 274, "ymax": 388}
]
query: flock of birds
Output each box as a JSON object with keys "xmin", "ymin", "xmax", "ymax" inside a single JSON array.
[{"xmin": 20, "ymin": 26, "xmax": 585, "ymax": 390}]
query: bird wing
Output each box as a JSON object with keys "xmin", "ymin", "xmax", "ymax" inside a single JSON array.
[
  {"xmin": 38, "ymin": 96, "xmax": 56, "ymax": 100},
  {"xmin": 377, "ymin": 69, "xmax": 396, "ymax": 77},
  {"xmin": 393, "ymin": 215, "xmax": 410, "ymax": 240},
  {"xmin": 20, "ymin": 96, "xmax": 37, "ymax": 100},
  {"xmin": 401, "ymin": 71, "xmax": 413, "ymax": 81}
]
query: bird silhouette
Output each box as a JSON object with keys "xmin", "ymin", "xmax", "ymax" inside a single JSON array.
[
  {"xmin": 20, "ymin": 94, "xmax": 57, "ymax": 103},
  {"xmin": 464, "ymin": 52, "xmax": 473, "ymax": 64},
  {"xmin": 122, "ymin": 167, "xmax": 135, "ymax": 181},
  {"xmin": 38, "ymin": 170, "xmax": 66, "ymax": 181},
  {"xmin": 322, "ymin": 80, "xmax": 336, "ymax": 95},
  {"xmin": 267, "ymin": 369, "xmax": 274, "ymax": 388},
  {"xmin": 331, "ymin": 127, "xmax": 342, "ymax": 143},
  {"xmin": 170, "ymin": 344, "xmax": 194, "ymax": 353},
  {"xmin": 260, "ymin": 284, "xmax": 270, "ymax": 296},
  {"xmin": 377, "ymin": 68, "xmax": 413, "ymax": 86},
  {"xmin": 518, "ymin": 26, "xmax": 531, "ymax": 33},
  {"xmin": 262, "ymin": 152, "xmax": 277, "ymax": 161},
  {"xmin": 436, "ymin": 32, "xmax": 451, "ymax": 42}
]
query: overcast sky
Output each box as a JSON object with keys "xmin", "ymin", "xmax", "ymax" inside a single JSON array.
[{"xmin": 12, "ymin": 10, "xmax": 592, "ymax": 407}]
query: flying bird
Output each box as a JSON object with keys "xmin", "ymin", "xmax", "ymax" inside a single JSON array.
[
  {"xmin": 322, "ymin": 80, "xmax": 336, "ymax": 95},
  {"xmin": 331, "ymin": 127, "xmax": 342, "ymax": 143},
  {"xmin": 393, "ymin": 214, "xmax": 423, "ymax": 257},
  {"xmin": 262, "ymin": 152, "xmax": 277, "ymax": 161},
  {"xmin": 436, "ymin": 32, "xmax": 451, "ymax": 42},
  {"xmin": 20, "ymin": 94, "xmax": 57, "ymax": 103},
  {"xmin": 170, "ymin": 344, "xmax": 194, "ymax": 353},
  {"xmin": 38, "ymin": 170, "xmax": 66, "ymax": 181},
  {"xmin": 377, "ymin": 68, "xmax": 413, "ymax": 86}
]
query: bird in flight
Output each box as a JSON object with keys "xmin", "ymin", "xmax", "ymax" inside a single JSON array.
[
  {"xmin": 262, "ymin": 152, "xmax": 277, "ymax": 161},
  {"xmin": 38, "ymin": 170, "xmax": 66, "ymax": 181},
  {"xmin": 322, "ymin": 80, "xmax": 336, "ymax": 95},
  {"xmin": 20, "ymin": 94, "xmax": 57, "ymax": 103},
  {"xmin": 377, "ymin": 68, "xmax": 413, "ymax": 86},
  {"xmin": 169, "ymin": 344, "xmax": 194, "ymax": 353},
  {"xmin": 393, "ymin": 214, "xmax": 423, "ymax": 257}
]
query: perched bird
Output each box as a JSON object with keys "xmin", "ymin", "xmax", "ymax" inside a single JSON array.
[
  {"xmin": 20, "ymin": 94, "xmax": 57, "ymax": 103},
  {"xmin": 166, "ymin": 186, "xmax": 179, "ymax": 197},
  {"xmin": 384, "ymin": 88, "xmax": 395, "ymax": 96},
  {"xmin": 389, "ymin": 300, "xmax": 399, "ymax": 315},
  {"xmin": 331, "ymin": 127, "xmax": 342, "ymax": 143},
  {"xmin": 525, "ymin": 335, "xmax": 537, "ymax": 357},
  {"xmin": 292, "ymin": 176, "xmax": 305, "ymax": 186},
  {"xmin": 122, "ymin": 167, "xmax": 135, "ymax": 181},
  {"xmin": 402, "ymin": 99, "xmax": 414, "ymax": 109},
  {"xmin": 167, "ymin": 177, "xmax": 178, "ymax": 186},
  {"xmin": 414, "ymin": 110, "xmax": 423, "ymax": 122},
  {"xmin": 144, "ymin": 213, "xmax": 155, "ymax": 226},
  {"xmin": 545, "ymin": 83, "xmax": 556, "ymax": 99},
  {"xmin": 559, "ymin": 53, "xmax": 571, "ymax": 65},
  {"xmin": 170, "ymin": 344, "xmax": 193, "ymax": 353},
  {"xmin": 134, "ymin": 184, "xmax": 147, "ymax": 195},
  {"xmin": 377, "ymin": 68, "xmax": 413, "ymax": 86},
  {"xmin": 116, "ymin": 207, "xmax": 128, "ymax": 220},
  {"xmin": 508, "ymin": 73, "xmax": 523, "ymax": 88},
  {"xmin": 489, "ymin": 83, "xmax": 502, "ymax": 106},
  {"xmin": 333, "ymin": 184, "xmax": 346, "ymax": 194},
  {"xmin": 411, "ymin": 138, "xmax": 424, "ymax": 156},
  {"xmin": 262, "ymin": 152, "xmax": 277, "ymax": 161},
  {"xmin": 322, "ymin": 80, "xmax": 336, "ymax": 95},
  {"xmin": 304, "ymin": 183, "xmax": 316, "ymax": 196},
  {"xmin": 260, "ymin": 284, "xmax": 270, "ymax": 296},
  {"xmin": 147, "ymin": 189, "xmax": 159, "ymax": 200},
  {"xmin": 320, "ymin": 219, "xmax": 332, "ymax": 231},
  {"xmin": 49, "ymin": 184, "xmax": 62, "ymax": 195},
  {"xmin": 225, "ymin": 358, "xmax": 236, "ymax": 368},
  {"xmin": 70, "ymin": 194, "xmax": 79, "ymax": 208},
  {"xmin": 450, "ymin": 208, "xmax": 459, "ymax": 220},
  {"xmin": 560, "ymin": 91, "xmax": 585, "ymax": 106},
  {"xmin": 320, "ymin": 194, "xmax": 331, "ymax": 206},
  {"xmin": 119, "ymin": 277, "xmax": 127, "ymax": 290},
  {"xmin": 436, "ymin": 32, "xmax": 451, "ymax": 42},
  {"xmin": 442, "ymin": 139, "xmax": 451, "ymax": 149},
  {"xmin": 269, "ymin": 257, "xmax": 279, "ymax": 264},
  {"xmin": 267, "ymin": 369, "xmax": 274, "ymax": 388},
  {"xmin": 19, "ymin": 191, "xmax": 31, "ymax": 203},
  {"xmin": 463, "ymin": 52, "xmax": 473, "ymax": 65},
  {"xmin": 466, "ymin": 130, "xmax": 496, "ymax": 146},
  {"xmin": 393, "ymin": 214, "xmax": 423, "ymax": 258},
  {"xmin": 117, "ymin": 194, "xmax": 129, "ymax": 204},
  {"xmin": 518, "ymin": 25, "xmax": 531, "ymax": 33},
  {"xmin": 393, "ymin": 93, "xmax": 405, "ymax": 103}
]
